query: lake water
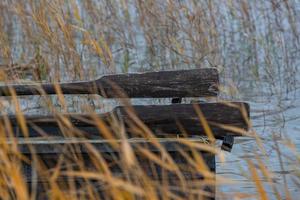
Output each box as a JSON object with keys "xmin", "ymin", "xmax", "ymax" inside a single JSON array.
[{"xmin": 217, "ymin": 88, "xmax": 300, "ymax": 199}]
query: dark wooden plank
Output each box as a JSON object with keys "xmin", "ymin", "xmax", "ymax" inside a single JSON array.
[
  {"xmin": 22, "ymin": 150, "xmax": 215, "ymax": 179},
  {"xmin": 22, "ymin": 150, "xmax": 216, "ymax": 199},
  {"xmin": 3, "ymin": 102, "xmax": 250, "ymax": 139},
  {"xmin": 0, "ymin": 68, "xmax": 219, "ymax": 98}
]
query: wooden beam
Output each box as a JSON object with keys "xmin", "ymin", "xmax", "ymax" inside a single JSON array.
[
  {"xmin": 10, "ymin": 138, "xmax": 210, "ymax": 154},
  {"xmin": 3, "ymin": 102, "xmax": 250, "ymax": 139},
  {"xmin": 0, "ymin": 68, "xmax": 219, "ymax": 98}
]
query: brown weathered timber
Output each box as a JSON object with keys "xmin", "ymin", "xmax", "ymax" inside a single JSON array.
[
  {"xmin": 21, "ymin": 150, "xmax": 215, "ymax": 199},
  {"xmin": 0, "ymin": 68, "xmax": 219, "ymax": 98},
  {"xmin": 13, "ymin": 138, "xmax": 211, "ymax": 154},
  {"xmin": 4, "ymin": 102, "xmax": 249, "ymax": 138}
]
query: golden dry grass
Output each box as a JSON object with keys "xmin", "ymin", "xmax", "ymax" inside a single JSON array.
[{"xmin": 0, "ymin": 0, "xmax": 299, "ymax": 199}]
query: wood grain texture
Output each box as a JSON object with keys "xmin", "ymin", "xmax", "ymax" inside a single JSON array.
[
  {"xmin": 21, "ymin": 151, "xmax": 216, "ymax": 199},
  {"xmin": 4, "ymin": 102, "xmax": 250, "ymax": 139},
  {"xmin": 0, "ymin": 68, "xmax": 219, "ymax": 98},
  {"xmin": 14, "ymin": 138, "xmax": 211, "ymax": 154}
]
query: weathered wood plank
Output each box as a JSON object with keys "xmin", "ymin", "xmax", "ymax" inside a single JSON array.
[
  {"xmin": 22, "ymin": 150, "xmax": 216, "ymax": 199},
  {"xmin": 0, "ymin": 68, "xmax": 219, "ymax": 98},
  {"xmin": 3, "ymin": 102, "xmax": 250, "ymax": 139},
  {"xmin": 12, "ymin": 138, "xmax": 210, "ymax": 154},
  {"xmin": 15, "ymin": 138, "xmax": 216, "ymax": 198},
  {"xmin": 22, "ymin": 150, "xmax": 215, "ymax": 179}
]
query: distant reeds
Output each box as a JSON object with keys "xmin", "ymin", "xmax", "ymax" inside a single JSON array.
[{"xmin": 0, "ymin": 0, "xmax": 299, "ymax": 199}]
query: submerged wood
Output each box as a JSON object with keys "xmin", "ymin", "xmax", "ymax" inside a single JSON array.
[
  {"xmin": 4, "ymin": 102, "xmax": 250, "ymax": 139},
  {"xmin": 0, "ymin": 68, "xmax": 219, "ymax": 98}
]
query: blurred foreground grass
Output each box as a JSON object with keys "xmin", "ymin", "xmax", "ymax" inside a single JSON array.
[{"xmin": 0, "ymin": 0, "xmax": 300, "ymax": 199}]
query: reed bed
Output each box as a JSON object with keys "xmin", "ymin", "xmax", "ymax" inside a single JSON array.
[{"xmin": 0, "ymin": 0, "xmax": 299, "ymax": 199}]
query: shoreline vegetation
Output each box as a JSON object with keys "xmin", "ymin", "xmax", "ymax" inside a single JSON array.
[{"xmin": 0, "ymin": 0, "xmax": 299, "ymax": 199}]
